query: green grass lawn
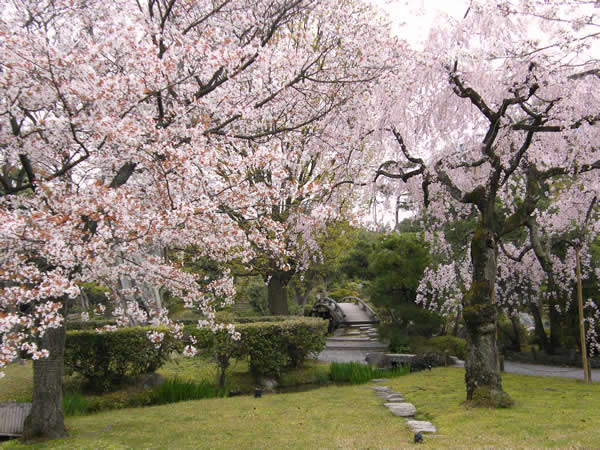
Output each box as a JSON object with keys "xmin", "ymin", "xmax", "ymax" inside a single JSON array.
[{"xmin": 2, "ymin": 366, "xmax": 599, "ymax": 448}]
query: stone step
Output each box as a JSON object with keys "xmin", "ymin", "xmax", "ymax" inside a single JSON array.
[
  {"xmin": 406, "ymin": 420, "xmax": 437, "ymax": 433},
  {"xmin": 385, "ymin": 403, "xmax": 417, "ymax": 417},
  {"xmin": 384, "ymin": 393, "xmax": 405, "ymax": 402},
  {"xmin": 369, "ymin": 386, "xmax": 392, "ymax": 392}
]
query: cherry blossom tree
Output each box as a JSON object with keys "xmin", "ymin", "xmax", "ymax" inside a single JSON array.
[
  {"xmin": 371, "ymin": 0, "xmax": 600, "ymax": 405},
  {"xmin": 0, "ymin": 0, "xmax": 396, "ymax": 439}
]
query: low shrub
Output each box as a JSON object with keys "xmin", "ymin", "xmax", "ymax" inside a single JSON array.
[
  {"xmin": 66, "ymin": 319, "xmax": 116, "ymax": 331},
  {"xmin": 185, "ymin": 317, "xmax": 328, "ymax": 381},
  {"xmin": 64, "ymin": 326, "xmax": 180, "ymax": 392},
  {"xmin": 422, "ymin": 336, "xmax": 466, "ymax": 360},
  {"xmin": 329, "ymin": 362, "xmax": 410, "ymax": 384},
  {"xmin": 409, "ymin": 352, "xmax": 449, "ymax": 372}
]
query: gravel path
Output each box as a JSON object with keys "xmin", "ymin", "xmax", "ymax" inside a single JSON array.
[
  {"xmin": 502, "ymin": 361, "xmax": 600, "ymax": 381},
  {"xmin": 317, "ymin": 348, "xmax": 599, "ymax": 382}
]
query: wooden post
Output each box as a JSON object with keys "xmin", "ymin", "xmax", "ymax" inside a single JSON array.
[{"xmin": 575, "ymin": 247, "xmax": 591, "ymax": 384}]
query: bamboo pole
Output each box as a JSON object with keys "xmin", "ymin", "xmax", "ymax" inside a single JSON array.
[{"xmin": 575, "ymin": 246, "xmax": 591, "ymax": 384}]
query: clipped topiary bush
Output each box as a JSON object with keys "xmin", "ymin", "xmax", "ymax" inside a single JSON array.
[
  {"xmin": 64, "ymin": 326, "xmax": 180, "ymax": 392},
  {"xmin": 185, "ymin": 317, "xmax": 327, "ymax": 381}
]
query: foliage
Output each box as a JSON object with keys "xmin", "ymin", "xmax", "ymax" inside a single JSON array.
[
  {"xmin": 151, "ymin": 378, "xmax": 227, "ymax": 405},
  {"xmin": 421, "ymin": 336, "xmax": 467, "ymax": 360},
  {"xmin": 65, "ymin": 320, "xmax": 117, "ymax": 331},
  {"xmin": 64, "ymin": 327, "xmax": 179, "ymax": 392},
  {"xmin": 408, "ymin": 352, "xmax": 451, "ymax": 372},
  {"xmin": 234, "ymin": 276, "xmax": 268, "ymax": 315},
  {"xmin": 497, "ymin": 318, "xmax": 528, "ymax": 354},
  {"xmin": 363, "ymin": 232, "xmax": 442, "ymax": 340},
  {"xmin": 186, "ymin": 318, "xmax": 328, "ymax": 381},
  {"xmin": 62, "ymin": 391, "xmax": 94, "ymax": 417},
  {"xmin": 328, "ymin": 361, "xmax": 409, "ymax": 384}
]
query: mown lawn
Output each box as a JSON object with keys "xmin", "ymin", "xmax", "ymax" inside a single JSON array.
[{"xmin": 1, "ymin": 366, "xmax": 599, "ymax": 448}]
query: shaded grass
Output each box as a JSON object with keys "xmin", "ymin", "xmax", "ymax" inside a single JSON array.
[
  {"xmin": 0, "ymin": 361, "xmax": 33, "ymax": 402},
  {"xmin": 1, "ymin": 367, "xmax": 598, "ymax": 448},
  {"xmin": 3, "ymin": 361, "xmax": 600, "ymax": 448},
  {"xmin": 385, "ymin": 367, "xmax": 600, "ymax": 447}
]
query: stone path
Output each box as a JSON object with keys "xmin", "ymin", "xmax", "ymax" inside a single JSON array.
[{"xmin": 369, "ymin": 384, "xmax": 437, "ymax": 437}]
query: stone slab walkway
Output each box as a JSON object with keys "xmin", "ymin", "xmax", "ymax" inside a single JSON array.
[{"xmin": 368, "ymin": 385, "xmax": 437, "ymax": 438}]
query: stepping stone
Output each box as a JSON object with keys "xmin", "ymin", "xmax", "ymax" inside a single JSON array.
[
  {"xmin": 375, "ymin": 388, "xmax": 396, "ymax": 397},
  {"xmin": 369, "ymin": 386, "xmax": 391, "ymax": 392},
  {"xmin": 370, "ymin": 378, "xmax": 388, "ymax": 383},
  {"xmin": 385, "ymin": 402, "xmax": 416, "ymax": 417},
  {"xmin": 376, "ymin": 391, "xmax": 393, "ymax": 398},
  {"xmin": 406, "ymin": 420, "xmax": 437, "ymax": 433},
  {"xmin": 384, "ymin": 393, "xmax": 405, "ymax": 402}
]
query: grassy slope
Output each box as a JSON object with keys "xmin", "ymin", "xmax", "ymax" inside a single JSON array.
[{"xmin": 2, "ymin": 366, "xmax": 599, "ymax": 448}]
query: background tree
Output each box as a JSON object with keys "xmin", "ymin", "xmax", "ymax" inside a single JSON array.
[
  {"xmin": 0, "ymin": 0, "xmax": 396, "ymax": 439},
  {"xmin": 369, "ymin": 0, "xmax": 600, "ymax": 405}
]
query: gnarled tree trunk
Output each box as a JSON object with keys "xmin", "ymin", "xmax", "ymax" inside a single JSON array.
[
  {"xmin": 23, "ymin": 322, "xmax": 67, "ymax": 441},
  {"xmin": 462, "ymin": 224, "xmax": 512, "ymax": 407}
]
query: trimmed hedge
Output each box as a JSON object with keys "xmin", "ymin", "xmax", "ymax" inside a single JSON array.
[
  {"xmin": 66, "ymin": 320, "xmax": 116, "ymax": 331},
  {"xmin": 64, "ymin": 326, "xmax": 180, "ymax": 392},
  {"xmin": 186, "ymin": 317, "xmax": 328, "ymax": 380}
]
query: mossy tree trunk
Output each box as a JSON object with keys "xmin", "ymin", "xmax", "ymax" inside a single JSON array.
[
  {"xmin": 462, "ymin": 223, "xmax": 512, "ymax": 407},
  {"xmin": 267, "ymin": 271, "xmax": 291, "ymax": 315},
  {"xmin": 23, "ymin": 321, "xmax": 67, "ymax": 441}
]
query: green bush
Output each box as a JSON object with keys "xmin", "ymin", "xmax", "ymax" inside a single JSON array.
[
  {"xmin": 66, "ymin": 320, "xmax": 116, "ymax": 330},
  {"xmin": 64, "ymin": 326, "xmax": 180, "ymax": 392},
  {"xmin": 422, "ymin": 336, "xmax": 467, "ymax": 360},
  {"xmin": 185, "ymin": 317, "xmax": 327, "ymax": 381}
]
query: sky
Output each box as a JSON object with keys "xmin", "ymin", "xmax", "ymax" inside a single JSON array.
[{"xmin": 369, "ymin": 0, "xmax": 470, "ymax": 47}]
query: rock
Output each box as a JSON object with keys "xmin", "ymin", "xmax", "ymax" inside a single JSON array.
[
  {"xmin": 370, "ymin": 378, "xmax": 388, "ymax": 383},
  {"xmin": 137, "ymin": 372, "xmax": 165, "ymax": 389},
  {"xmin": 384, "ymin": 393, "xmax": 405, "ymax": 402},
  {"xmin": 365, "ymin": 352, "xmax": 388, "ymax": 367},
  {"xmin": 261, "ymin": 378, "xmax": 278, "ymax": 392},
  {"xmin": 406, "ymin": 420, "xmax": 437, "ymax": 433},
  {"xmin": 385, "ymin": 402, "xmax": 416, "ymax": 417},
  {"xmin": 369, "ymin": 386, "xmax": 392, "ymax": 392}
]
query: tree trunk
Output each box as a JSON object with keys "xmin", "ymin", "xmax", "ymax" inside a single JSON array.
[
  {"xmin": 529, "ymin": 301, "xmax": 551, "ymax": 353},
  {"xmin": 548, "ymin": 294, "xmax": 562, "ymax": 354},
  {"xmin": 509, "ymin": 313, "xmax": 522, "ymax": 352},
  {"xmin": 452, "ymin": 310, "xmax": 462, "ymax": 337},
  {"xmin": 268, "ymin": 271, "xmax": 290, "ymax": 315},
  {"xmin": 23, "ymin": 322, "xmax": 67, "ymax": 441},
  {"xmin": 462, "ymin": 224, "xmax": 512, "ymax": 407}
]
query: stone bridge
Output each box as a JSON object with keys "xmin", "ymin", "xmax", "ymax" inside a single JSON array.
[{"xmin": 309, "ymin": 296, "xmax": 378, "ymax": 331}]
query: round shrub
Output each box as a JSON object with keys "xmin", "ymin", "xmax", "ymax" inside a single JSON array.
[{"xmin": 64, "ymin": 326, "xmax": 180, "ymax": 392}]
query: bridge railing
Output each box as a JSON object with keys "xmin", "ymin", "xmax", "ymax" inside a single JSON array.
[{"xmin": 341, "ymin": 296, "xmax": 378, "ymax": 320}]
